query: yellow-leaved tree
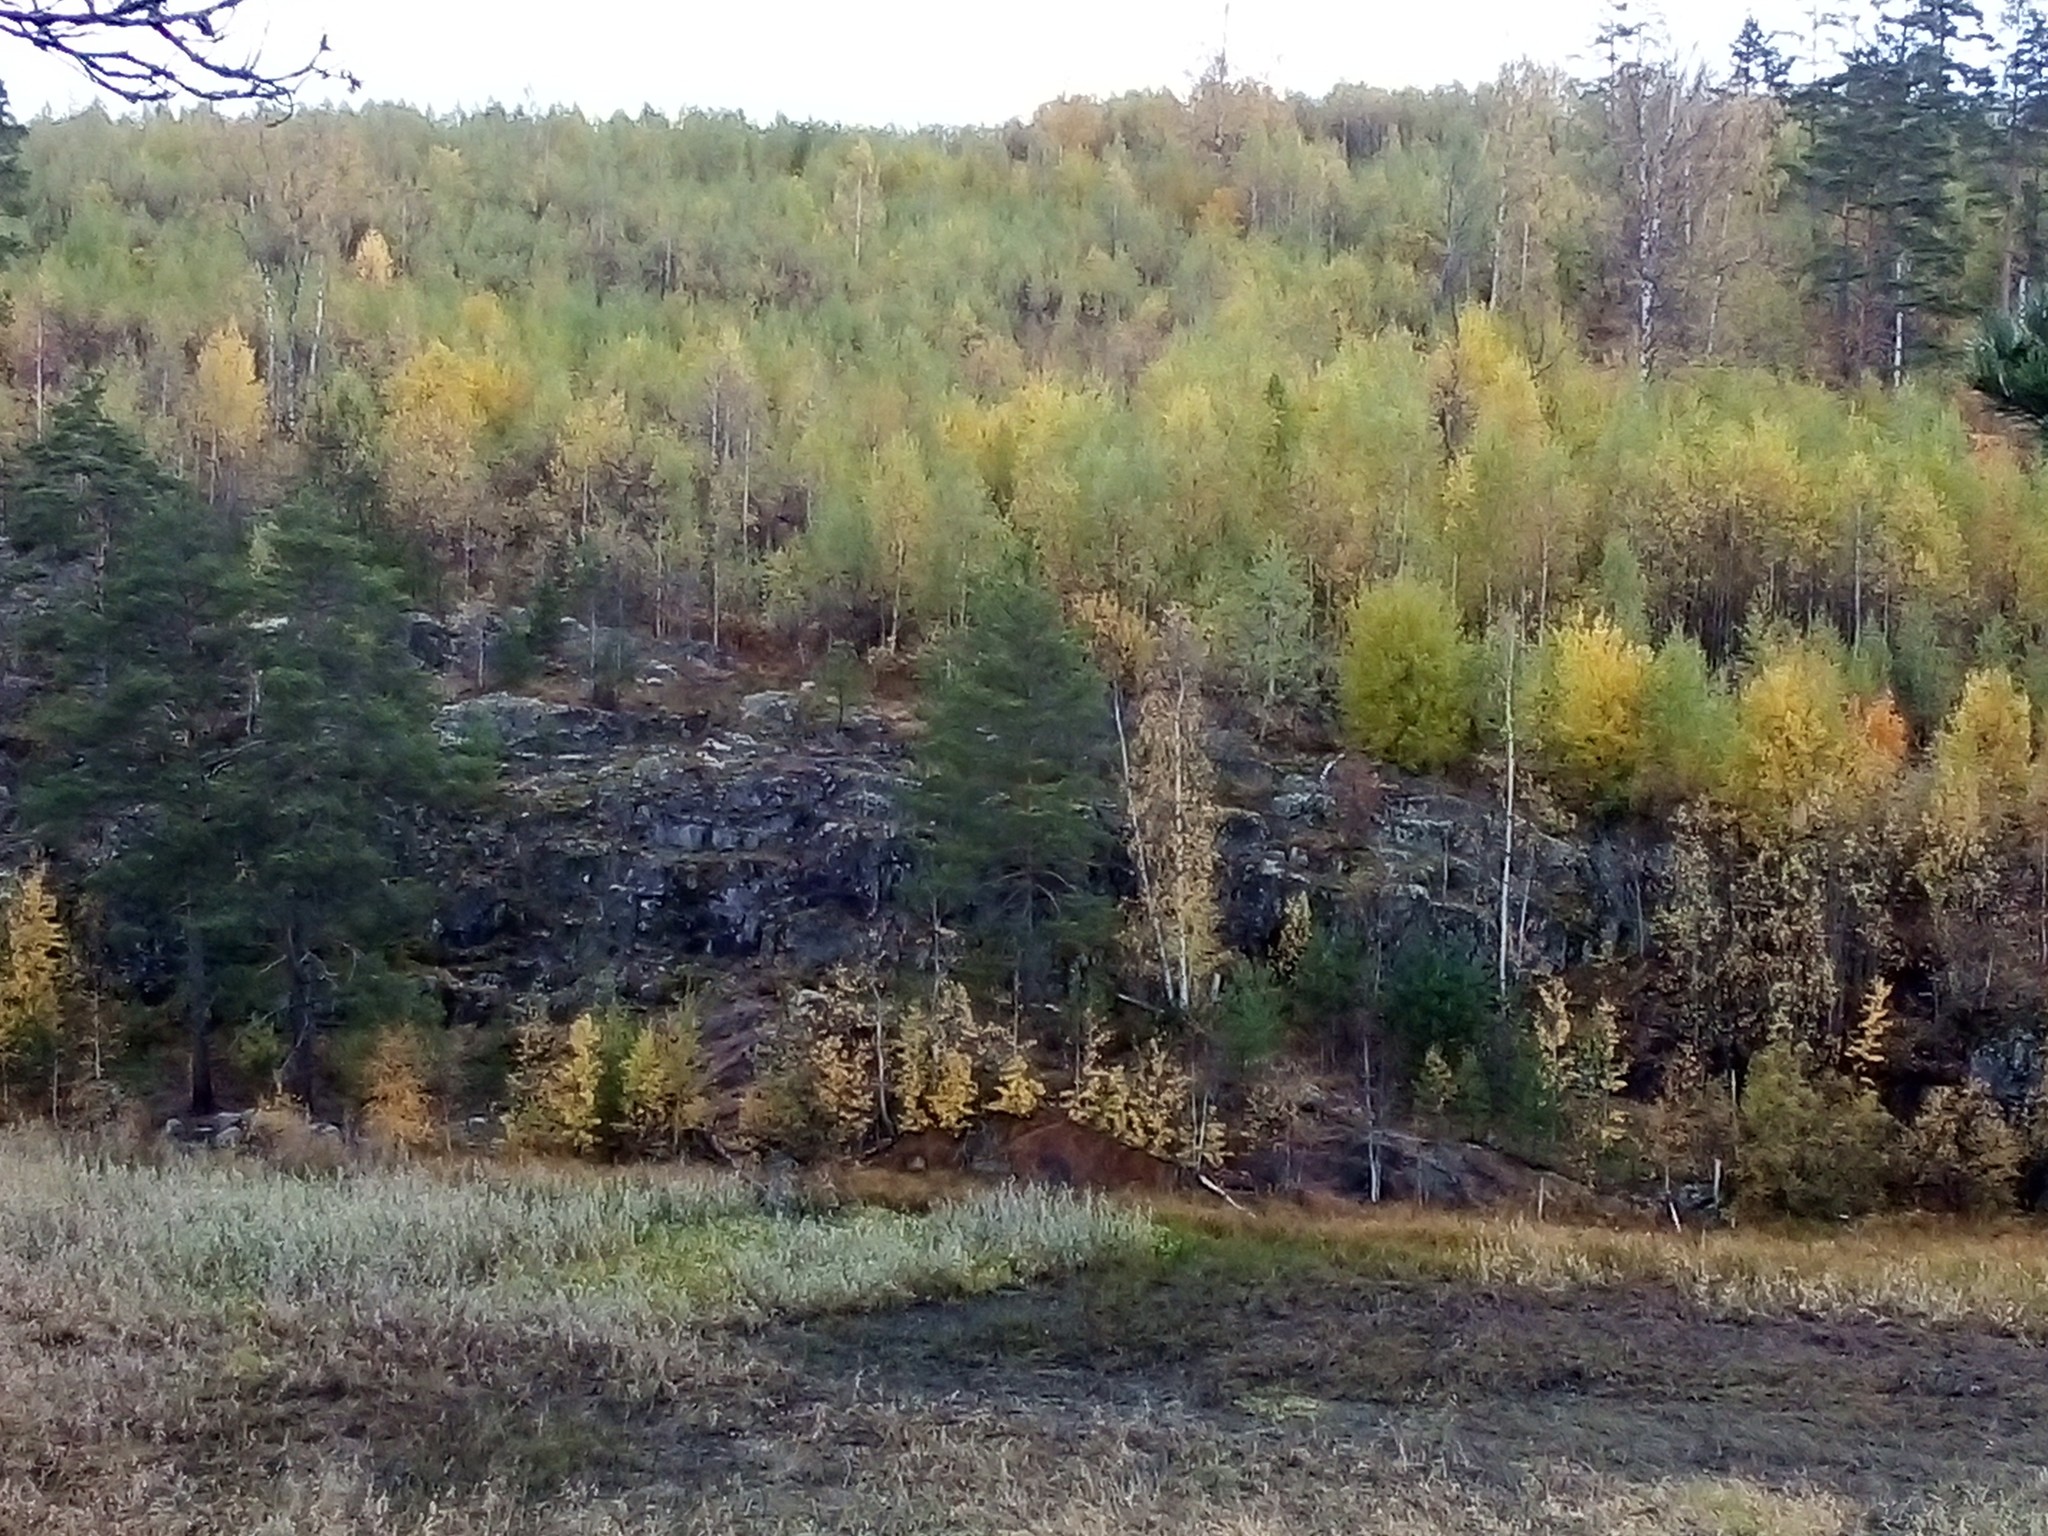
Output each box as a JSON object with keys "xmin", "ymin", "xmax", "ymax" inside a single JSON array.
[
  {"xmin": 505, "ymin": 1010, "xmax": 610, "ymax": 1158},
  {"xmin": 362, "ymin": 1025, "xmax": 439, "ymax": 1153},
  {"xmin": 189, "ymin": 320, "xmax": 266, "ymax": 503},
  {"xmin": 891, "ymin": 979, "xmax": 986, "ymax": 1135},
  {"xmin": 351, "ymin": 227, "xmax": 396, "ymax": 286},
  {"xmin": 1062, "ymin": 1019, "xmax": 1220, "ymax": 1166},
  {"xmin": 1916, "ymin": 666, "xmax": 2033, "ymax": 998},
  {"xmin": 615, "ymin": 1004, "xmax": 711, "ymax": 1156},
  {"xmin": 1923, "ymin": 666, "xmax": 2031, "ymax": 848},
  {"xmin": 555, "ymin": 388, "xmax": 632, "ymax": 540},
  {"xmin": 1532, "ymin": 610, "xmax": 1652, "ymax": 808},
  {"xmin": 1125, "ymin": 609, "xmax": 1224, "ymax": 1015},
  {"xmin": 1844, "ymin": 976, "xmax": 1896, "ymax": 1085},
  {"xmin": 1723, "ymin": 645, "xmax": 1863, "ymax": 833},
  {"xmin": 987, "ymin": 1046, "xmax": 1048, "ymax": 1118},
  {"xmin": 385, "ymin": 340, "xmax": 524, "ymax": 597},
  {"xmin": 0, "ymin": 861, "xmax": 69, "ymax": 1111}
]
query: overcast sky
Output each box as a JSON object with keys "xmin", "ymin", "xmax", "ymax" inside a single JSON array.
[{"xmin": 6, "ymin": 1, "xmax": 1849, "ymax": 126}]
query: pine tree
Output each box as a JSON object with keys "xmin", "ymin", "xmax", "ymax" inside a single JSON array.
[
  {"xmin": 1197, "ymin": 534, "xmax": 1316, "ymax": 716},
  {"xmin": 213, "ymin": 494, "xmax": 462, "ymax": 1104},
  {"xmin": 4, "ymin": 379, "xmax": 178, "ymax": 558},
  {"xmin": 19, "ymin": 391, "xmax": 249, "ymax": 1113},
  {"xmin": 21, "ymin": 411, "xmax": 463, "ymax": 1114},
  {"xmin": 1798, "ymin": 1, "xmax": 1991, "ymax": 380},
  {"xmin": 911, "ymin": 572, "xmax": 1114, "ymax": 1000},
  {"xmin": 1996, "ymin": 4, "xmax": 2048, "ymax": 307}
]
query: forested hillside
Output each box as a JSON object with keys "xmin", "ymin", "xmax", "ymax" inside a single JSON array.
[{"xmin": 11, "ymin": 0, "xmax": 2048, "ymax": 1212}]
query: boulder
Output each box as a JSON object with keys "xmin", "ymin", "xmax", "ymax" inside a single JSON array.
[{"xmin": 739, "ymin": 690, "xmax": 802, "ymax": 728}]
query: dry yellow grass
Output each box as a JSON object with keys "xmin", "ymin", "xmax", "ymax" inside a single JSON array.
[{"xmin": 1153, "ymin": 1198, "xmax": 2048, "ymax": 1332}]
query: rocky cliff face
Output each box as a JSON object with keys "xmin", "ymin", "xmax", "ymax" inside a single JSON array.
[
  {"xmin": 422, "ymin": 684, "xmax": 1664, "ymax": 1019},
  {"xmin": 426, "ymin": 688, "xmax": 915, "ymax": 1018}
]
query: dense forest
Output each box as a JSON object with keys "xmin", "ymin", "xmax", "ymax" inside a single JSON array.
[{"xmin": 13, "ymin": 0, "xmax": 2048, "ymax": 1213}]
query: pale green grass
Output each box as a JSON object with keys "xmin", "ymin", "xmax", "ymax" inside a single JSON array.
[{"xmin": 0, "ymin": 1131, "xmax": 1153, "ymax": 1326}]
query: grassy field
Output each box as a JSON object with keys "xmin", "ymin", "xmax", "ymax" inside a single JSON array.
[{"xmin": 3, "ymin": 1134, "xmax": 2047, "ymax": 1534}]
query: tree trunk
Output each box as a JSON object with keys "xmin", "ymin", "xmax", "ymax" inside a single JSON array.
[{"xmin": 183, "ymin": 920, "xmax": 216, "ymax": 1116}]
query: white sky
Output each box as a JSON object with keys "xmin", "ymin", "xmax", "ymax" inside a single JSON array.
[{"xmin": 5, "ymin": 0, "xmax": 1845, "ymax": 126}]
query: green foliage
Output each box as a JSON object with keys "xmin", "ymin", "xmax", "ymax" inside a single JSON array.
[
  {"xmin": 1380, "ymin": 934, "xmax": 1493, "ymax": 1071},
  {"xmin": 15, "ymin": 54, "xmax": 2048, "ymax": 1187},
  {"xmin": 1738, "ymin": 1042, "xmax": 1898, "ymax": 1220},
  {"xmin": 1197, "ymin": 535, "xmax": 1317, "ymax": 714},
  {"xmin": 910, "ymin": 573, "xmax": 1114, "ymax": 1000},
  {"xmin": 1640, "ymin": 634, "xmax": 1731, "ymax": 803},
  {"xmin": 1449, "ymin": 1046, "xmax": 1493, "ymax": 1139},
  {"xmin": 1970, "ymin": 295, "xmax": 2048, "ymax": 424},
  {"xmin": 817, "ymin": 639, "xmax": 868, "ymax": 728},
  {"xmin": 1339, "ymin": 577, "xmax": 1475, "ymax": 774},
  {"xmin": 1594, "ymin": 533, "xmax": 1650, "ymax": 643},
  {"xmin": 4, "ymin": 379, "xmax": 177, "ymax": 558},
  {"xmin": 18, "ymin": 397, "xmax": 466, "ymax": 1111},
  {"xmin": 1214, "ymin": 961, "xmax": 1289, "ymax": 1072},
  {"xmin": 1906, "ymin": 1082, "xmax": 2024, "ymax": 1214},
  {"xmin": 1288, "ymin": 923, "xmax": 1367, "ymax": 1037},
  {"xmin": 1892, "ymin": 597, "xmax": 1962, "ymax": 735}
]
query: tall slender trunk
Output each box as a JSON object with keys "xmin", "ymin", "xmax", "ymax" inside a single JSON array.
[
  {"xmin": 1114, "ymin": 688, "xmax": 1173, "ymax": 1008},
  {"xmin": 33, "ymin": 305, "xmax": 44, "ymax": 439},
  {"xmin": 307, "ymin": 262, "xmax": 326, "ymax": 399},
  {"xmin": 184, "ymin": 918, "xmax": 215, "ymax": 1116},
  {"xmin": 1498, "ymin": 617, "xmax": 1518, "ymax": 995},
  {"xmin": 1891, "ymin": 250, "xmax": 1906, "ymax": 390}
]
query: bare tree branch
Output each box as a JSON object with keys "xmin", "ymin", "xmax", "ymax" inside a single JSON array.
[{"xmin": 0, "ymin": 0, "xmax": 355, "ymax": 107}]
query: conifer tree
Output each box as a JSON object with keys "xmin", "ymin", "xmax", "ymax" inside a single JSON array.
[
  {"xmin": 18, "ymin": 391, "xmax": 250, "ymax": 1113},
  {"xmin": 20, "ymin": 397, "xmax": 461, "ymax": 1113},
  {"xmin": 911, "ymin": 572, "xmax": 1114, "ymax": 1000}
]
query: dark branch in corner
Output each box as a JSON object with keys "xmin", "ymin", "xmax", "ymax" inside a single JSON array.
[{"xmin": 0, "ymin": 0, "xmax": 356, "ymax": 106}]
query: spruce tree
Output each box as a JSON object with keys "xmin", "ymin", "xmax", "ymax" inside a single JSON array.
[
  {"xmin": 1730, "ymin": 16, "xmax": 1791, "ymax": 95},
  {"xmin": 910, "ymin": 573, "xmax": 1114, "ymax": 1003}
]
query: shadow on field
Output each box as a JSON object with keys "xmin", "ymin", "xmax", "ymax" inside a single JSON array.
[{"xmin": 772, "ymin": 1241, "xmax": 2048, "ymax": 1507}]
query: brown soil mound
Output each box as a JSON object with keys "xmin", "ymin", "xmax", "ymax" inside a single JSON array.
[{"xmin": 1001, "ymin": 1119, "xmax": 1187, "ymax": 1192}]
